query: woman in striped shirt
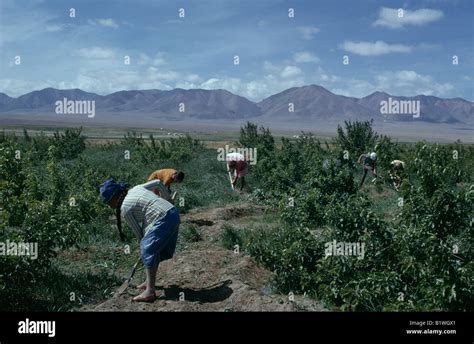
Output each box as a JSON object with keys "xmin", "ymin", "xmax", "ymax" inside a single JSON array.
[{"xmin": 100, "ymin": 178, "xmax": 180, "ymax": 302}]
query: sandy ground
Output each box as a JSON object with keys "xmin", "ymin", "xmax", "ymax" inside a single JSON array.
[
  {"xmin": 2, "ymin": 116, "xmax": 473, "ymax": 143},
  {"xmin": 79, "ymin": 203, "xmax": 328, "ymax": 312}
]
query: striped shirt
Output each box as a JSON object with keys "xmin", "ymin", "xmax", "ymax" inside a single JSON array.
[{"xmin": 121, "ymin": 180, "xmax": 174, "ymax": 239}]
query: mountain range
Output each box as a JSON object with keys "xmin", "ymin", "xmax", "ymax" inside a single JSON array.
[{"xmin": 0, "ymin": 85, "xmax": 472, "ymax": 125}]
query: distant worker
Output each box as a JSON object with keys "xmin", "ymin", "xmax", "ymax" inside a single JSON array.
[
  {"xmin": 226, "ymin": 152, "xmax": 248, "ymax": 192},
  {"xmin": 357, "ymin": 152, "xmax": 378, "ymax": 188},
  {"xmin": 148, "ymin": 169, "xmax": 184, "ymax": 200},
  {"xmin": 390, "ymin": 160, "xmax": 405, "ymax": 191}
]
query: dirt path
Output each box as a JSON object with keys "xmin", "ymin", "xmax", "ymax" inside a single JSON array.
[{"xmin": 81, "ymin": 203, "xmax": 328, "ymax": 312}]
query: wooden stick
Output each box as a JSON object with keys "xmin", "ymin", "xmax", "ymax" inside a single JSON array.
[
  {"xmin": 114, "ymin": 257, "xmax": 141, "ymax": 297},
  {"xmin": 226, "ymin": 164, "xmax": 235, "ymax": 190}
]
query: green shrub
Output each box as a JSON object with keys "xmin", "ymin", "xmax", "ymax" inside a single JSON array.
[
  {"xmin": 122, "ymin": 132, "xmax": 205, "ymax": 164},
  {"xmin": 221, "ymin": 224, "xmax": 245, "ymax": 250},
  {"xmin": 409, "ymin": 143, "xmax": 462, "ymax": 197},
  {"xmin": 0, "ymin": 139, "xmax": 99, "ymax": 309},
  {"xmin": 252, "ymin": 134, "xmax": 327, "ymax": 196},
  {"xmin": 246, "ymin": 225, "xmax": 322, "ymax": 293},
  {"xmin": 245, "ymin": 122, "xmax": 473, "ymax": 311},
  {"xmin": 238, "ymin": 121, "xmax": 275, "ymax": 160},
  {"xmin": 52, "ymin": 128, "xmax": 86, "ymax": 159},
  {"xmin": 335, "ymin": 120, "xmax": 379, "ymax": 157},
  {"xmin": 181, "ymin": 225, "xmax": 202, "ymax": 243}
]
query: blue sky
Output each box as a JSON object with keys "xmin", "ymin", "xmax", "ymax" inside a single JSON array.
[{"xmin": 0, "ymin": 0, "xmax": 473, "ymax": 101}]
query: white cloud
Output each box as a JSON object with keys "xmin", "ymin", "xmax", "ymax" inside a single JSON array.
[
  {"xmin": 280, "ymin": 66, "xmax": 303, "ymax": 79},
  {"xmin": 147, "ymin": 67, "xmax": 180, "ymax": 82},
  {"xmin": 263, "ymin": 61, "xmax": 279, "ymax": 73},
  {"xmin": 46, "ymin": 24, "xmax": 64, "ymax": 32},
  {"xmin": 199, "ymin": 74, "xmax": 305, "ymax": 101},
  {"xmin": 293, "ymin": 52, "xmax": 320, "ymax": 63},
  {"xmin": 75, "ymin": 47, "xmax": 116, "ymax": 59},
  {"xmin": 0, "ymin": 55, "xmax": 455, "ymax": 102},
  {"xmin": 87, "ymin": 18, "xmax": 119, "ymax": 29},
  {"xmin": 97, "ymin": 18, "xmax": 119, "ymax": 29},
  {"xmin": 58, "ymin": 68, "xmax": 175, "ymax": 95},
  {"xmin": 137, "ymin": 53, "xmax": 167, "ymax": 66},
  {"xmin": 373, "ymin": 7, "xmax": 444, "ymax": 29},
  {"xmin": 0, "ymin": 79, "xmax": 53, "ymax": 97},
  {"xmin": 201, "ymin": 77, "xmax": 245, "ymax": 95},
  {"xmin": 376, "ymin": 70, "xmax": 453, "ymax": 95},
  {"xmin": 0, "ymin": 68, "xmax": 455, "ymax": 101},
  {"xmin": 58, "ymin": 66, "xmax": 203, "ymax": 96},
  {"xmin": 56, "ymin": 66, "xmax": 202, "ymax": 94},
  {"xmin": 342, "ymin": 40, "xmax": 412, "ymax": 56},
  {"xmin": 186, "ymin": 74, "xmax": 201, "ymax": 83},
  {"xmin": 316, "ymin": 66, "xmax": 340, "ymax": 83},
  {"xmin": 297, "ymin": 26, "xmax": 320, "ymax": 40},
  {"xmin": 313, "ymin": 67, "xmax": 454, "ymax": 98},
  {"xmin": 197, "ymin": 61, "xmax": 307, "ymax": 100},
  {"xmin": 313, "ymin": 66, "xmax": 374, "ymax": 98}
]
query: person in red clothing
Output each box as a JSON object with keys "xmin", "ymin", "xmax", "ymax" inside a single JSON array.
[{"xmin": 226, "ymin": 153, "xmax": 248, "ymax": 191}]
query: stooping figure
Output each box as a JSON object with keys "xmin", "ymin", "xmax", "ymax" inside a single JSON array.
[
  {"xmin": 148, "ymin": 168, "xmax": 185, "ymax": 200},
  {"xmin": 226, "ymin": 152, "xmax": 249, "ymax": 192},
  {"xmin": 357, "ymin": 152, "xmax": 378, "ymax": 188},
  {"xmin": 390, "ymin": 159, "xmax": 405, "ymax": 191},
  {"xmin": 100, "ymin": 178, "xmax": 180, "ymax": 302}
]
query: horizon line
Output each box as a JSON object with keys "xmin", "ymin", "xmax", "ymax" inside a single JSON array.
[{"xmin": 0, "ymin": 85, "xmax": 472, "ymax": 103}]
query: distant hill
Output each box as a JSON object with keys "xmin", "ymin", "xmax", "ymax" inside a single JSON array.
[
  {"xmin": 0, "ymin": 92, "xmax": 13, "ymax": 106},
  {"xmin": 1, "ymin": 86, "xmax": 472, "ymax": 125},
  {"xmin": 258, "ymin": 85, "xmax": 371, "ymax": 121}
]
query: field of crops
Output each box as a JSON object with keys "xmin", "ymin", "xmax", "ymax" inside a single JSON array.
[{"xmin": 0, "ymin": 121, "xmax": 472, "ymax": 311}]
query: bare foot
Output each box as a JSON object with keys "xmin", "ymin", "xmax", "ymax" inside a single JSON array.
[
  {"xmin": 132, "ymin": 290, "xmax": 156, "ymax": 303},
  {"xmin": 136, "ymin": 281, "xmax": 147, "ymax": 290}
]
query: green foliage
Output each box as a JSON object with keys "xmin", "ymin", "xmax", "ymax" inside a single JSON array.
[
  {"xmin": 280, "ymin": 164, "xmax": 357, "ymax": 229},
  {"xmin": 0, "ymin": 141, "xmax": 27, "ymax": 226},
  {"xmin": 335, "ymin": 120, "xmax": 379, "ymax": 156},
  {"xmin": 409, "ymin": 143, "xmax": 462, "ymax": 197},
  {"xmin": 252, "ymin": 133, "xmax": 327, "ymax": 196},
  {"xmin": 0, "ymin": 128, "xmax": 240, "ymax": 310},
  {"xmin": 52, "ymin": 128, "xmax": 86, "ymax": 159},
  {"xmin": 220, "ymin": 224, "xmax": 245, "ymax": 250},
  {"xmin": 1, "ymin": 128, "xmax": 86, "ymax": 161},
  {"xmin": 1, "ymin": 124, "xmax": 472, "ymax": 312},
  {"xmin": 238, "ymin": 121, "xmax": 275, "ymax": 159},
  {"xmin": 246, "ymin": 225, "xmax": 321, "ymax": 293},
  {"xmin": 122, "ymin": 132, "xmax": 205, "ymax": 164},
  {"xmin": 390, "ymin": 144, "xmax": 473, "ymax": 310},
  {"xmin": 181, "ymin": 225, "xmax": 202, "ymax": 243},
  {"xmin": 375, "ymin": 135, "xmax": 403, "ymax": 170},
  {"xmin": 246, "ymin": 121, "xmax": 473, "ymax": 311},
  {"xmin": 0, "ymin": 140, "xmax": 93, "ymax": 308}
]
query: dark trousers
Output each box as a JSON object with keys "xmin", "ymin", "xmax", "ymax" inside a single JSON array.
[{"xmin": 359, "ymin": 168, "xmax": 369, "ymax": 188}]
